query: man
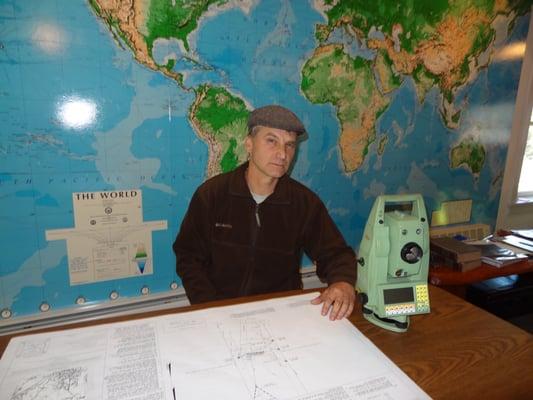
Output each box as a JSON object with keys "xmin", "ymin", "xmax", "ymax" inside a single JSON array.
[{"xmin": 173, "ymin": 105, "xmax": 356, "ymax": 320}]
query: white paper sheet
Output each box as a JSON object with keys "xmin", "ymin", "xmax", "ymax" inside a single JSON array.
[
  {"xmin": 0, "ymin": 320, "xmax": 168, "ymax": 400},
  {"xmin": 45, "ymin": 190, "xmax": 167, "ymax": 285},
  {"xmin": 157, "ymin": 292, "xmax": 430, "ymax": 400},
  {"xmin": 0, "ymin": 293, "xmax": 430, "ymax": 400}
]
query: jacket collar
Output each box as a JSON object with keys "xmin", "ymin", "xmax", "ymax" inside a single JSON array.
[{"xmin": 229, "ymin": 162, "xmax": 291, "ymax": 204}]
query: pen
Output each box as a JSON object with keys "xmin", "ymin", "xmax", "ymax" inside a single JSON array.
[{"xmin": 168, "ymin": 362, "xmax": 176, "ymax": 400}]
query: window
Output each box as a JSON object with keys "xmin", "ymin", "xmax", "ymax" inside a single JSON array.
[
  {"xmin": 496, "ymin": 11, "xmax": 533, "ymax": 230},
  {"xmin": 516, "ymin": 112, "xmax": 533, "ymax": 201}
]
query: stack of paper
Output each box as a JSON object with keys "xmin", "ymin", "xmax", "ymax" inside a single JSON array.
[
  {"xmin": 0, "ymin": 293, "xmax": 431, "ymax": 400},
  {"xmin": 471, "ymin": 243, "xmax": 528, "ymax": 267},
  {"xmin": 503, "ymin": 230, "xmax": 533, "ymax": 254}
]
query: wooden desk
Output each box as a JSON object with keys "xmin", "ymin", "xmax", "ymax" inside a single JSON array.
[
  {"xmin": 429, "ymin": 259, "xmax": 533, "ymax": 298},
  {"xmin": 1, "ymin": 286, "xmax": 532, "ymax": 399},
  {"xmin": 430, "ymin": 259, "xmax": 533, "ymax": 286},
  {"xmin": 358, "ymin": 286, "xmax": 533, "ymax": 399}
]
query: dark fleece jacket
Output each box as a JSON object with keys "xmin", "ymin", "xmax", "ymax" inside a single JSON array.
[{"xmin": 173, "ymin": 162, "xmax": 356, "ymax": 304}]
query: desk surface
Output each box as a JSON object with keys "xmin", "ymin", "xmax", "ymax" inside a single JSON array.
[{"xmin": 1, "ymin": 286, "xmax": 532, "ymax": 399}]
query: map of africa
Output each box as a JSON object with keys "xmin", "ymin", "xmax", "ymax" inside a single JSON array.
[{"xmin": 0, "ymin": 0, "xmax": 530, "ymax": 321}]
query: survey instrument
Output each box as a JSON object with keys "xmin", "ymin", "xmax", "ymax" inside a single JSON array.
[{"xmin": 356, "ymin": 194, "xmax": 431, "ymax": 332}]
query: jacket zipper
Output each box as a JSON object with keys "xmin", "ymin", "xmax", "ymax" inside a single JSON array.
[
  {"xmin": 252, "ymin": 203, "xmax": 260, "ymax": 245},
  {"xmin": 240, "ymin": 202, "xmax": 260, "ymax": 295},
  {"xmin": 255, "ymin": 204, "xmax": 261, "ymax": 228}
]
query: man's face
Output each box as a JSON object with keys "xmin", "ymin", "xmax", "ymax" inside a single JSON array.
[{"xmin": 245, "ymin": 126, "xmax": 298, "ymax": 179}]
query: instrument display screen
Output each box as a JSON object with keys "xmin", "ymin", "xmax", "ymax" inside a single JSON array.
[{"xmin": 383, "ymin": 287, "xmax": 414, "ymax": 304}]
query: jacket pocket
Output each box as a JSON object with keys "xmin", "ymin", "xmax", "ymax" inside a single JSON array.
[{"xmin": 210, "ymin": 240, "xmax": 248, "ymax": 296}]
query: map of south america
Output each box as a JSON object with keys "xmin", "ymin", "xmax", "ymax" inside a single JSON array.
[{"xmin": 89, "ymin": 0, "xmax": 253, "ymax": 177}]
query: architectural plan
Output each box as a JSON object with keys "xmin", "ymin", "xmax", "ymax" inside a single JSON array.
[{"xmin": 0, "ymin": 293, "xmax": 430, "ymax": 399}]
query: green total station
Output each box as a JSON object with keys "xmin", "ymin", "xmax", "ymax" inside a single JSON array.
[{"xmin": 356, "ymin": 194, "xmax": 431, "ymax": 332}]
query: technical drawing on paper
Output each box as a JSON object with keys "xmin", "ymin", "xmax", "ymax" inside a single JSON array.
[
  {"xmin": 164, "ymin": 294, "xmax": 430, "ymax": 400},
  {"xmin": 15, "ymin": 338, "xmax": 50, "ymax": 358},
  {"xmin": 8, "ymin": 367, "xmax": 88, "ymax": 400},
  {"xmin": 167, "ymin": 311, "xmax": 317, "ymax": 400},
  {"xmin": 216, "ymin": 317, "xmax": 308, "ymax": 400}
]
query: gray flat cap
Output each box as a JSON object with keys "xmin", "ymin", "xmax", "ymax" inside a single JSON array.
[{"xmin": 248, "ymin": 105, "xmax": 306, "ymax": 136}]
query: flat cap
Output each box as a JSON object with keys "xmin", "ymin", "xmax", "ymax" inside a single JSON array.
[{"xmin": 248, "ymin": 105, "xmax": 306, "ymax": 136}]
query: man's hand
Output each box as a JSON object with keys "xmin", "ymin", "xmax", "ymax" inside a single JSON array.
[{"xmin": 311, "ymin": 281, "xmax": 355, "ymax": 320}]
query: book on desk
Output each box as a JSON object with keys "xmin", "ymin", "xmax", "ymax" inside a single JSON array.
[
  {"xmin": 430, "ymin": 236, "xmax": 481, "ymax": 272},
  {"xmin": 430, "ymin": 236, "xmax": 529, "ymax": 270}
]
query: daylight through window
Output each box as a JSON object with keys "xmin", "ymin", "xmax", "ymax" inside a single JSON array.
[{"xmin": 517, "ymin": 109, "xmax": 533, "ymax": 200}]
